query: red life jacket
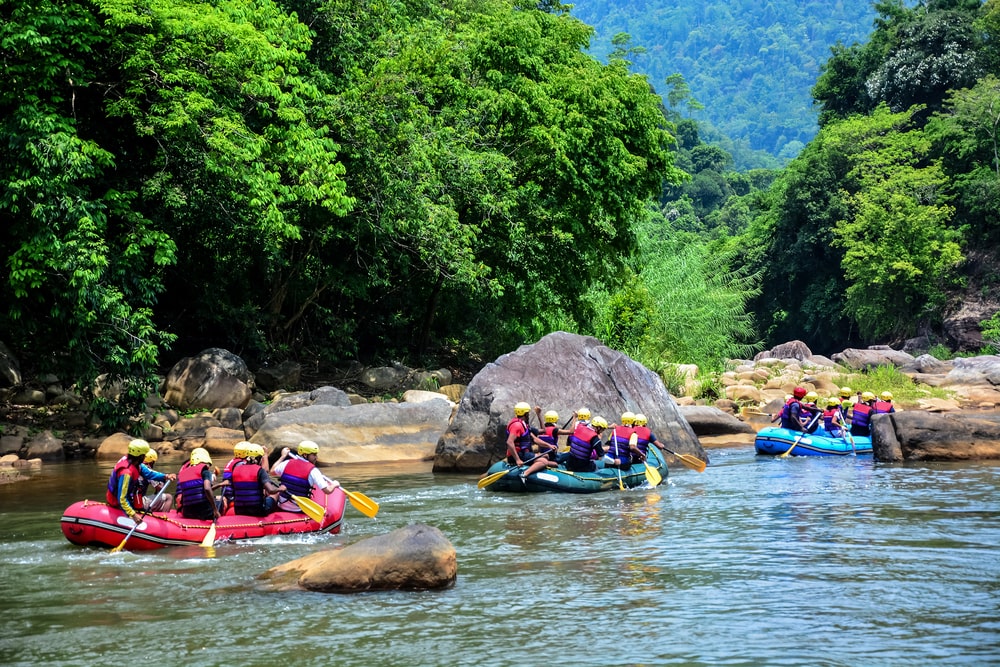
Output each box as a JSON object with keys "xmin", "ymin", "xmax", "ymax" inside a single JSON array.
[
  {"xmin": 106, "ymin": 456, "xmax": 141, "ymax": 510},
  {"xmin": 176, "ymin": 461, "xmax": 212, "ymax": 514},
  {"xmin": 506, "ymin": 417, "xmax": 532, "ymax": 455},
  {"xmin": 873, "ymin": 400, "xmax": 894, "ymax": 414}
]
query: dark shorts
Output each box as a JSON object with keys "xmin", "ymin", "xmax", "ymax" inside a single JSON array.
[
  {"xmin": 180, "ymin": 499, "xmax": 221, "ymax": 521},
  {"xmin": 566, "ymin": 456, "xmax": 596, "ymax": 473}
]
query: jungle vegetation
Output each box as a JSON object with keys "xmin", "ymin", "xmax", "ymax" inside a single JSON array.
[{"xmin": 2, "ymin": 0, "xmax": 999, "ymax": 428}]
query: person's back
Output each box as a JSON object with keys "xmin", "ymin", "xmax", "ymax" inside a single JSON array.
[
  {"xmin": 177, "ymin": 448, "xmax": 219, "ymax": 520},
  {"xmin": 780, "ymin": 388, "xmax": 808, "ymax": 431},
  {"xmin": 233, "ymin": 445, "xmax": 284, "ymax": 516},
  {"xmin": 851, "ymin": 392, "xmax": 876, "ymax": 436}
]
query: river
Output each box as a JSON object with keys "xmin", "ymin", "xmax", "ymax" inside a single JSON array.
[{"xmin": 1, "ymin": 445, "xmax": 998, "ymax": 666}]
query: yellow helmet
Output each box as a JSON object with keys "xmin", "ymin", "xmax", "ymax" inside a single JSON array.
[
  {"xmin": 543, "ymin": 410, "xmax": 559, "ymax": 424},
  {"xmin": 620, "ymin": 411, "xmax": 635, "ymax": 426},
  {"xmin": 298, "ymin": 440, "xmax": 319, "ymax": 455},
  {"xmin": 246, "ymin": 443, "xmax": 265, "ymax": 460},
  {"xmin": 880, "ymin": 391, "xmax": 893, "ymax": 401},
  {"xmin": 234, "ymin": 441, "xmax": 252, "ymax": 458},
  {"xmin": 839, "ymin": 386, "xmax": 853, "ymax": 398},
  {"xmin": 861, "ymin": 391, "xmax": 876, "ymax": 402},
  {"xmin": 143, "ymin": 448, "xmax": 158, "ymax": 464},
  {"xmin": 513, "ymin": 401, "xmax": 531, "ymax": 416},
  {"xmin": 576, "ymin": 407, "xmax": 591, "ymax": 421},
  {"xmin": 804, "ymin": 391, "xmax": 818, "ymax": 403},
  {"xmin": 591, "ymin": 416, "xmax": 608, "ymax": 429},
  {"xmin": 189, "ymin": 447, "xmax": 212, "ymax": 466},
  {"xmin": 128, "ymin": 438, "xmax": 150, "ymax": 458},
  {"xmin": 633, "ymin": 413, "xmax": 648, "ymax": 426}
]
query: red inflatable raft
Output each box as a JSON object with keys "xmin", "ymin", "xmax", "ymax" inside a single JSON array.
[{"xmin": 60, "ymin": 487, "xmax": 347, "ymax": 551}]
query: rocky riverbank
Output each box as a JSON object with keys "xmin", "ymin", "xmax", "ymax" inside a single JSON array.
[{"xmin": 2, "ymin": 336, "xmax": 1000, "ymax": 483}]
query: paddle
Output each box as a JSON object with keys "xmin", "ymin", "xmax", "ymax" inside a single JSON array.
[
  {"xmin": 779, "ymin": 411, "xmax": 821, "ymax": 458},
  {"xmin": 290, "ymin": 494, "xmax": 327, "ymax": 523},
  {"xmin": 200, "ymin": 521, "xmax": 217, "ymax": 547},
  {"xmin": 477, "ymin": 451, "xmax": 549, "ymax": 489},
  {"xmin": 643, "ymin": 459, "xmax": 662, "ymax": 487},
  {"xmin": 109, "ymin": 480, "xmax": 171, "ymax": 553},
  {"xmin": 343, "ymin": 488, "xmax": 379, "ymax": 518},
  {"xmin": 611, "ymin": 427, "xmax": 625, "ymax": 491},
  {"xmin": 658, "ymin": 445, "xmax": 707, "ymax": 473}
]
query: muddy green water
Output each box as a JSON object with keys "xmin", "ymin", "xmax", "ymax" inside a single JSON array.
[{"xmin": 0, "ymin": 446, "xmax": 998, "ymax": 666}]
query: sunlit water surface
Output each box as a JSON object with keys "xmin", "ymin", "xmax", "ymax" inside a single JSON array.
[{"xmin": 0, "ymin": 447, "xmax": 998, "ymax": 666}]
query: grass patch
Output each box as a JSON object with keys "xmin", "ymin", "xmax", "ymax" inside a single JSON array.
[{"xmin": 834, "ymin": 365, "xmax": 952, "ymax": 406}]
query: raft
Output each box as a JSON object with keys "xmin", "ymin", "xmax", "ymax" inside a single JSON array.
[
  {"xmin": 482, "ymin": 446, "xmax": 669, "ymax": 493},
  {"xmin": 754, "ymin": 427, "xmax": 873, "ymax": 457},
  {"xmin": 60, "ymin": 487, "xmax": 347, "ymax": 551}
]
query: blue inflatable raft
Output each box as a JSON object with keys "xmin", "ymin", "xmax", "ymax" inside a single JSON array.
[{"xmin": 754, "ymin": 427, "xmax": 873, "ymax": 456}]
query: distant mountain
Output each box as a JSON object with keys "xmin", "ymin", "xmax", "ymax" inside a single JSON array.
[{"xmin": 568, "ymin": 0, "xmax": 880, "ymax": 168}]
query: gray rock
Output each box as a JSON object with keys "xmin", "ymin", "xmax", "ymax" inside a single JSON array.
[
  {"xmin": 259, "ymin": 523, "xmax": 457, "ymax": 593},
  {"xmin": 255, "ymin": 360, "xmax": 302, "ymax": 392},
  {"xmin": 872, "ymin": 411, "xmax": 1000, "ymax": 462},
  {"xmin": 678, "ymin": 405, "xmax": 755, "ymax": 436},
  {"xmin": 433, "ymin": 331, "xmax": 703, "ymax": 473},
  {"xmin": 942, "ymin": 355, "xmax": 1000, "ymax": 386},
  {"xmin": 754, "ymin": 340, "xmax": 813, "ymax": 361},
  {"xmin": 162, "ymin": 348, "xmax": 253, "ymax": 410},
  {"xmin": 830, "ymin": 347, "xmax": 916, "ymax": 370},
  {"xmin": 25, "ymin": 431, "xmax": 65, "ymax": 462},
  {"xmin": 251, "ymin": 401, "xmax": 453, "ymax": 463}
]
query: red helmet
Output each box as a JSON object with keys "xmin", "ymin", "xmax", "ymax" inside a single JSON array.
[{"xmin": 792, "ymin": 387, "xmax": 807, "ymax": 399}]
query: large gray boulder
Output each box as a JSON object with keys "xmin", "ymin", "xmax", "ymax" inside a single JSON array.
[
  {"xmin": 872, "ymin": 411, "xmax": 1000, "ymax": 462},
  {"xmin": 433, "ymin": 331, "xmax": 703, "ymax": 473},
  {"xmin": 258, "ymin": 523, "xmax": 457, "ymax": 593},
  {"xmin": 831, "ymin": 347, "xmax": 916, "ymax": 371},
  {"xmin": 678, "ymin": 405, "xmax": 755, "ymax": 436},
  {"xmin": 162, "ymin": 348, "xmax": 253, "ymax": 410},
  {"xmin": 250, "ymin": 400, "xmax": 453, "ymax": 464}
]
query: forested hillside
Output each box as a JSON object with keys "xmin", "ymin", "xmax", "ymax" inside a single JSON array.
[
  {"xmin": 2, "ymin": 0, "xmax": 999, "ymax": 431},
  {"xmin": 568, "ymin": 0, "xmax": 880, "ymax": 167}
]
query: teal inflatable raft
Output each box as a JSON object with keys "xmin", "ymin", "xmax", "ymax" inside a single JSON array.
[{"xmin": 482, "ymin": 447, "xmax": 668, "ymax": 493}]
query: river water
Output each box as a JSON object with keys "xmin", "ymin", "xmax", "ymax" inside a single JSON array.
[{"xmin": 1, "ymin": 446, "xmax": 998, "ymax": 666}]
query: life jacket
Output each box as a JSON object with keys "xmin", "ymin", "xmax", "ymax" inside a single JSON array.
[
  {"xmin": 232, "ymin": 462, "xmax": 266, "ymax": 514},
  {"xmin": 823, "ymin": 407, "xmax": 843, "ymax": 434},
  {"xmin": 851, "ymin": 402, "xmax": 874, "ymax": 431},
  {"xmin": 607, "ymin": 426, "xmax": 634, "ymax": 464},
  {"xmin": 176, "ymin": 461, "xmax": 212, "ymax": 514},
  {"xmin": 506, "ymin": 416, "xmax": 532, "ymax": 455},
  {"xmin": 633, "ymin": 426, "xmax": 653, "ymax": 455},
  {"xmin": 873, "ymin": 400, "xmax": 895, "ymax": 414},
  {"xmin": 567, "ymin": 423, "xmax": 600, "ymax": 461},
  {"xmin": 538, "ymin": 425, "xmax": 559, "ymax": 450},
  {"xmin": 221, "ymin": 457, "xmax": 242, "ymax": 501},
  {"xmin": 106, "ymin": 456, "xmax": 141, "ymax": 510},
  {"xmin": 278, "ymin": 457, "xmax": 315, "ymax": 499},
  {"xmin": 779, "ymin": 398, "xmax": 804, "ymax": 430}
]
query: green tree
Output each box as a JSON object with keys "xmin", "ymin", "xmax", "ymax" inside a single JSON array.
[{"xmin": 828, "ymin": 105, "xmax": 962, "ymax": 339}]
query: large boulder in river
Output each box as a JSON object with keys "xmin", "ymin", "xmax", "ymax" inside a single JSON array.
[
  {"xmin": 258, "ymin": 524, "xmax": 457, "ymax": 593},
  {"xmin": 433, "ymin": 331, "xmax": 703, "ymax": 473},
  {"xmin": 678, "ymin": 405, "xmax": 755, "ymax": 436},
  {"xmin": 871, "ymin": 411, "xmax": 1000, "ymax": 462},
  {"xmin": 162, "ymin": 348, "xmax": 253, "ymax": 410}
]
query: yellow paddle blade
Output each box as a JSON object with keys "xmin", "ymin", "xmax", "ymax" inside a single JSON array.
[
  {"xmin": 344, "ymin": 488, "xmax": 379, "ymax": 518},
  {"xmin": 109, "ymin": 537, "xmax": 129, "ymax": 553},
  {"xmin": 200, "ymin": 522, "xmax": 217, "ymax": 547},
  {"xmin": 290, "ymin": 494, "xmax": 327, "ymax": 523},
  {"xmin": 644, "ymin": 463, "xmax": 662, "ymax": 487},
  {"xmin": 477, "ymin": 468, "xmax": 512, "ymax": 489},
  {"xmin": 662, "ymin": 447, "xmax": 708, "ymax": 473}
]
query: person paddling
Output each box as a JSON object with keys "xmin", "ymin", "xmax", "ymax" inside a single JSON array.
[{"xmin": 271, "ymin": 440, "xmax": 341, "ymax": 512}]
